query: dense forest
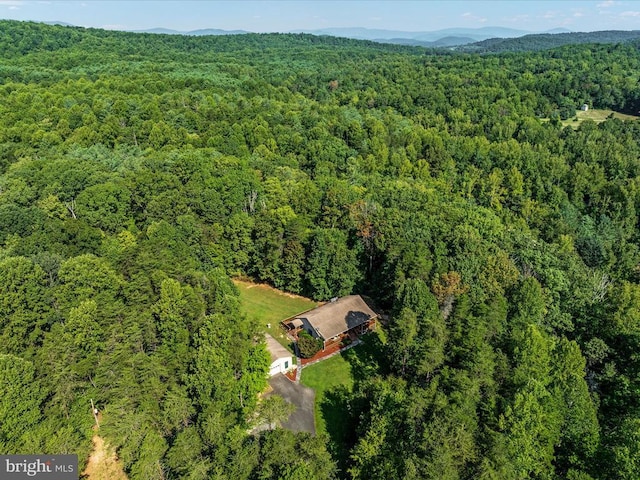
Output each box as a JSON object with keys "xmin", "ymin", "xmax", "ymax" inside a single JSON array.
[
  {"xmin": 459, "ymin": 29, "xmax": 640, "ymax": 53},
  {"xmin": 2, "ymin": 19, "xmax": 640, "ymax": 479}
]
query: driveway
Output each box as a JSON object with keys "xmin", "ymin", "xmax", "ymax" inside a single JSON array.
[{"xmin": 268, "ymin": 374, "xmax": 316, "ymax": 435}]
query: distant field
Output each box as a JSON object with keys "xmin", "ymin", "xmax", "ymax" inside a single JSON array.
[
  {"xmin": 234, "ymin": 279, "xmax": 317, "ymax": 351},
  {"xmin": 561, "ymin": 108, "xmax": 639, "ymax": 128}
]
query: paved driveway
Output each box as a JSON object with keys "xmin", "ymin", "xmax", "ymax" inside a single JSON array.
[{"xmin": 268, "ymin": 374, "xmax": 316, "ymax": 435}]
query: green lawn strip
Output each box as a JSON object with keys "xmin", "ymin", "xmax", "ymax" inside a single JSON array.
[
  {"xmin": 234, "ymin": 280, "xmax": 317, "ymax": 354},
  {"xmin": 301, "ymin": 354, "xmax": 355, "ymax": 433},
  {"xmin": 301, "ymin": 354, "xmax": 354, "ymax": 469},
  {"xmin": 301, "ymin": 329, "xmax": 388, "ymax": 471}
]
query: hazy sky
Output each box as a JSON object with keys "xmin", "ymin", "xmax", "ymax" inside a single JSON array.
[{"xmin": 1, "ymin": 1, "xmax": 639, "ymax": 33}]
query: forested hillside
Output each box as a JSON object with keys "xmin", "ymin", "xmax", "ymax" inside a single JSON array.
[
  {"xmin": 2, "ymin": 20, "xmax": 640, "ymax": 479},
  {"xmin": 460, "ymin": 29, "xmax": 640, "ymax": 52}
]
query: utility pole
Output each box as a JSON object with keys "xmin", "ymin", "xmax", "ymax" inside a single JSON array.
[{"xmin": 90, "ymin": 399, "xmax": 100, "ymax": 429}]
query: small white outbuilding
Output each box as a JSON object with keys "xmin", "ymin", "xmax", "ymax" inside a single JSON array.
[
  {"xmin": 265, "ymin": 333, "xmax": 293, "ymax": 376},
  {"xmin": 581, "ymin": 104, "xmax": 589, "ymax": 111}
]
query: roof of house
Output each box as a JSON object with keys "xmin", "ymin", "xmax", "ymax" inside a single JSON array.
[
  {"xmin": 265, "ymin": 334, "xmax": 292, "ymax": 363},
  {"xmin": 295, "ymin": 295, "xmax": 377, "ymax": 341}
]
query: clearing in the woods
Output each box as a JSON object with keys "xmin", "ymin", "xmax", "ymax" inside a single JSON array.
[
  {"xmin": 83, "ymin": 435, "xmax": 128, "ymax": 480},
  {"xmin": 562, "ymin": 108, "xmax": 639, "ymax": 127},
  {"xmin": 234, "ymin": 279, "xmax": 318, "ymax": 352}
]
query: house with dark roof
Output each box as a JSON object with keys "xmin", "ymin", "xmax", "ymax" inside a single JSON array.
[{"xmin": 283, "ymin": 295, "xmax": 378, "ymax": 350}]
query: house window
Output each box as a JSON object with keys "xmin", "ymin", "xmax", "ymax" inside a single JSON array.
[{"xmin": 284, "ymin": 361, "xmax": 289, "ymax": 369}]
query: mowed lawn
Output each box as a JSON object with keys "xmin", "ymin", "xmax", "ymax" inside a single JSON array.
[
  {"xmin": 301, "ymin": 354, "xmax": 354, "ymax": 433},
  {"xmin": 234, "ymin": 278, "xmax": 388, "ymax": 468},
  {"xmin": 301, "ymin": 329, "xmax": 387, "ymax": 469},
  {"xmin": 561, "ymin": 108, "xmax": 639, "ymax": 128},
  {"xmin": 234, "ymin": 279, "xmax": 317, "ymax": 352}
]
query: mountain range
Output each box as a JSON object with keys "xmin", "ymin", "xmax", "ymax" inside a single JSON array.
[
  {"xmin": 291, "ymin": 26, "xmax": 570, "ymax": 44},
  {"xmin": 128, "ymin": 25, "xmax": 571, "ymax": 47},
  {"xmin": 132, "ymin": 27, "xmax": 249, "ymax": 36},
  {"xmin": 41, "ymin": 22, "xmax": 640, "ymax": 51}
]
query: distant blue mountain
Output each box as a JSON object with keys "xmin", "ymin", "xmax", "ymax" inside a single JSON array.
[
  {"xmin": 134, "ymin": 28, "xmax": 183, "ymax": 35},
  {"xmin": 133, "ymin": 25, "xmax": 533, "ymax": 47},
  {"xmin": 35, "ymin": 21, "xmax": 575, "ymax": 48},
  {"xmin": 188, "ymin": 28, "xmax": 248, "ymax": 36},
  {"xmin": 43, "ymin": 21, "xmax": 74, "ymax": 27},
  {"xmin": 379, "ymin": 36, "xmax": 477, "ymax": 48},
  {"xmin": 546, "ymin": 28, "xmax": 573, "ymax": 34},
  {"xmin": 132, "ymin": 27, "xmax": 249, "ymax": 36},
  {"xmin": 290, "ymin": 26, "xmax": 573, "ymax": 47}
]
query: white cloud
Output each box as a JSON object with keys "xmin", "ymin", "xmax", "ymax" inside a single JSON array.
[
  {"xmin": 621, "ymin": 10, "xmax": 640, "ymax": 17},
  {"xmin": 461, "ymin": 12, "xmax": 487, "ymax": 23},
  {"xmin": 8, "ymin": 5, "xmax": 18, "ymax": 9},
  {"xmin": 597, "ymin": 0, "xmax": 616, "ymax": 7},
  {"xmin": 0, "ymin": 0, "xmax": 23, "ymax": 6}
]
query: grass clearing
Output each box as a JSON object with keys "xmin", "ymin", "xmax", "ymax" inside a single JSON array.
[
  {"xmin": 301, "ymin": 329, "xmax": 388, "ymax": 471},
  {"xmin": 234, "ymin": 279, "xmax": 317, "ymax": 352},
  {"xmin": 234, "ymin": 279, "xmax": 389, "ymax": 470},
  {"xmin": 301, "ymin": 354, "xmax": 354, "ymax": 433},
  {"xmin": 557, "ymin": 108, "xmax": 639, "ymax": 128}
]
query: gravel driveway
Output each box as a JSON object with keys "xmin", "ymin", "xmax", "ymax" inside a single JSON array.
[{"xmin": 268, "ymin": 373, "xmax": 316, "ymax": 435}]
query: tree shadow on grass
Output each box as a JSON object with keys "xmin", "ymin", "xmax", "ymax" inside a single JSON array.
[
  {"xmin": 321, "ymin": 385, "xmax": 357, "ymax": 478},
  {"xmin": 340, "ymin": 330, "xmax": 389, "ymax": 383},
  {"xmin": 319, "ymin": 331, "xmax": 390, "ymax": 477}
]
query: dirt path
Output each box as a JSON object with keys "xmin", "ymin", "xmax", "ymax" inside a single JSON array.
[
  {"xmin": 233, "ymin": 278, "xmax": 319, "ymax": 301},
  {"xmin": 82, "ymin": 435, "xmax": 128, "ymax": 480}
]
